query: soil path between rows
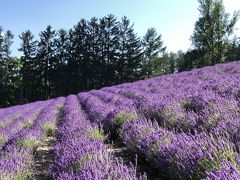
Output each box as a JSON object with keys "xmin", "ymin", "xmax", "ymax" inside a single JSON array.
[
  {"xmin": 33, "ymin": 136, "xmax": 55, "ymax": 180},
  {"xmin": 107, "ymin": 139, "xmax": 163, "ymax": 180}
]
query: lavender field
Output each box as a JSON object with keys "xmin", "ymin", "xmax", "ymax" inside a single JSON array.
[{"xmin": 1, "ymin": 61, "xmax": 240, "ymax": 179}]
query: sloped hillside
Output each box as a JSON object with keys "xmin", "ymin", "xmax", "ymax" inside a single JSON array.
[{"xmin": 1, "ymin": 61, "xmax": 240, "ymax": 179}]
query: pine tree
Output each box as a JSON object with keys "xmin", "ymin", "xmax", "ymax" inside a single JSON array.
[
  {"xmin": 142, "ymin": 28, "xmax": 166, "ymax": 77},
  {"xmin": 19, "ymin": 30, "xmax": 38, "ymax": 102},
  {"xmin": 37, "ymin": 25, "xmax": 56, "ymax": 99},
  {"xmin": 0, "ymin": 30, "xmax": 14, "ymax": 84},
  {"xmin": 87, "ymin": 17, "xmax": 101, "ymax": 89},
  {"xmin": 99, "ymin": 14, "xmax": 119, "ymax": 86},
  {"xmin": 54, "ymin": 28, "xmax": 70, "ymax": 96},
  {"xmin": 118, "ymin": 16, "xmax": 143, "ymax": 83},
  {"xmin": 0, "ymin": 28, "xmax": 21, "ymax": 106},
  {"xmin": 70, "ymin": 19, "xmax": 88, "ymax": 92}
]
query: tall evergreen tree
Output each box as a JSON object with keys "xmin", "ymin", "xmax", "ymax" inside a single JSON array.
[
  {"xmin": 191, "ymin": 0, "xmax": 239, "ymax": 66},
  {"xmin": 0, "ymin": 30, "xmax": 14, "ymax": 84},
  {"xmin": 37, "ymin": 25, "xmax": 56, "ymax": 99},
  {"xmin": 118, "ymin": 16, "xmax": 143, "ymax": 82},
  {"xmin": 70, "ymin": 19, "xmax": 88, "ymax": 92},
  {"xmin": 142, "ymin": 28, "xmax": 166, "ymax": 77},
  {"xmin": 0, "ymin": 28, "xmax": 22, "ymax": 106},
  {"xmin": 87, "ymin": 17, "xmax": 101, "ymax": 89},
  {"xmin": 54, "ymin": 29, "xmax": 70, "ymax": 96},
  {"xmin": 99, "ymin": 14, "xmax": 119, "ymax": 86},
  {"xmin": 19, "ymin": 30, "xmax": 38, "ymax": 102}
]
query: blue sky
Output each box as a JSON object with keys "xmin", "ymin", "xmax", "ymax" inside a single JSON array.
[{"xmin": 0, "ymin": 0, "xmax": 239, "ymax": 57}]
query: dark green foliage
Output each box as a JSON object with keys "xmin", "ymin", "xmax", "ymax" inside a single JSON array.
[
  {"xmin": 117, "ymin": 16, "xmax": 143, "ymax": 82},
  {"xmin": 226, "ymin": 37, "xmax": 240, "ymax": 62},
  {"xmin": 191, "ymin": 0, "xmax": 239, "ymax": 67},
  {"xmin": 0, "ymin": 28, "xmax": 22, "ymax": 106},
  {"xmin": 37, "ymin": 25, "xmax": 57, "ymax": 99},
  {"xmin": 18, "ymin": 30, "xmax": 38, "ymax": 103},
  {"xmin": 178, "ymin": 50, "xmax": 204, "ymax": 71},
  {"xmin": 0, "ymin": 15, "xmax": 146, "ymax": 107},
  {"xmin": 142, "ymin": 27, "xmax": 166, "ymax": 77},
  {"xmin": 54, "ymin": 29, "xmax": 70, "ymax": 96},
  {"xmin": 177, "ymin": 0, "xmax": 240, "ymax": 72}
]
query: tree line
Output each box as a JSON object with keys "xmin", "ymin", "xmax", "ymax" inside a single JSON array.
[
  {"xmin": 0, "ymin": 0, "xmax": 240, "ymax": 107},
  {"xmin": 0, "ymin": 15, "xmax": 168, "ymax": 106}
]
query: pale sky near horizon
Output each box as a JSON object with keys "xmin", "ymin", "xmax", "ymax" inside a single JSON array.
[{"xmin": 0, "ymin": 0, "xmax": 240, "ymax": 57}]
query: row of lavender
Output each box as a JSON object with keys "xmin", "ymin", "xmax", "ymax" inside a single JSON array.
[
  {"xmin": 102, "ymin": 61, "xmax": 240, "ymax": 143},
  {"xmin": 49, "ymin": 95, "xmax": 145, "ymax": 179},
  {"xmin": 0, "ymin": 97, "xmax": 65, "ymax": 179},
  {"xmin": 79, "ymin": 89, "xmax": 240, "ymax": 179},
  {"xmin": 0, "ymin": 101, "xmax": 48, "ymax": 148},
  {"xmin": 77, "ymin": 61, "xmax": 240, "ymax": 179}
]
